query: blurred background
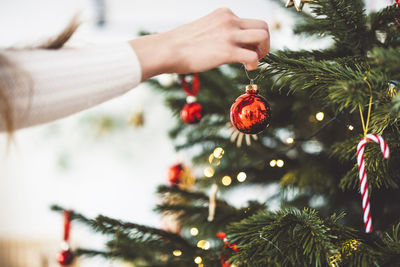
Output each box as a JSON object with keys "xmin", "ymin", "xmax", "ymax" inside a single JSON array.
[{"xmin": 0, "ymin": 0, "xmax": 388, "ymax": 266}]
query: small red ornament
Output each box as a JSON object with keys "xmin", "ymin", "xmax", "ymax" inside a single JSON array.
[
  {"xmin": 230, "ymin": 84, "xmax": 271, "ymax": 134},
  {"xmin": 180, "ymin": 74, "xmax": 203, "ymax": 124},
  {"xmin": 57, "ymin": 210, "xmax": 74, "ymax": 266},
  {"xmin": 57, "ymin": 249, "xmax": 74, "ymax": 265},
  {"xmin": 180, "ymin": 102, "xmax": 203, "ymax": 124},
  {"xmin": 168, "ymin": 163, "xmax": 184, "ymax": 186}
]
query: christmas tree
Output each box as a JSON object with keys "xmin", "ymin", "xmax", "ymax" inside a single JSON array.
[{"xmin": 53, "ymin": 0, "xmax": 400, "ymax": 266}]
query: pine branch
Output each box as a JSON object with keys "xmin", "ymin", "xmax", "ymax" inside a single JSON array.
[
  {"xmin": 370, "ymin": 4, "xmax": 400, "ymax": 32},
  {"xmin": 227, "ymin": 208, "xmax": 347, "ymax": 266},
  {"xmin": 157, "ymin": 185, "xmax": 211, "ymax": 203},
  {"xmin": 294, "ymin": 0, "xmax": 370, "ymax": 55}
]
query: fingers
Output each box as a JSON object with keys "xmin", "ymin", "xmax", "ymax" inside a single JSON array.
[
  {"xmin": 239, "ymin": 18, "xmax": 269, "ymax": 31},
  {"xmin": 233, "ymin": 29, "xmax": 270, "ymax": 59},
  {"xmin": 230, "ymin": 48, "xmax": 259, "ymax": 70},
  {"xmin": 233, "ymin": 29, "xmax": 268, "ymax": 45}
]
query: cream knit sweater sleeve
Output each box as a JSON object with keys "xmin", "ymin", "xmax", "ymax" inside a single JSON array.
[{"xmin": 1, "ymin": 42, "xmax": 142, "ymax": 131}]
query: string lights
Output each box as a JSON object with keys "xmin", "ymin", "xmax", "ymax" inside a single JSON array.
[
  {"xmin": 197, "ymin": 240, "xmax": 210, "ymax": 250},
  {"xmin": 315, "ymin": 112, "xmax": 325, "ymax": 121},
  {"xmin": 173, "ymin": 250, "xmax": 182, "ymax": 256},
  {"xmin": 204, "ymin": 167, "xmax": 215, "ymax": 178},
  {"xmin": 194, "ymin": 256, "xmax": 202, "ymax": 264},
  {"xmin": 190, "ymin": 227, "xmax": 199, "ymax": 236},
  {"xmin": 270, "ymin": 159, "xmax": 284, "ymax": 168},
  {"xmin": 286, "ymin": 137, "xmax": 294, "ymax": 144},
  {"xmin": 222, "ymin": 176, "xmax": 232, "ymax": 186},
  {"xmin": 237, "ymin": 172, "xmax": 247, "ymax": 182}
]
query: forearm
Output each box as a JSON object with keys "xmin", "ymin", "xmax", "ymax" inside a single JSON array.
[
  {"xmin": 129, "ymin": 33, "xmax": 177, "ymax": 81},
  {"xmin": 1, "ymin": 43, "xmax": 141, "ymax": 131}
]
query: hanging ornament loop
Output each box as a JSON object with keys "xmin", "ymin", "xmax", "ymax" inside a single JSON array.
[
  {"xmin": 180, "ymin": 73, "xmax": 200, "ymax": 96},
  {"xmin": 243, "ymin": 65, "xmax": 259, "ymax": 85},
  {"xmin": 63, "ymin": 210, "xmax": 71, "ymax": 241}
]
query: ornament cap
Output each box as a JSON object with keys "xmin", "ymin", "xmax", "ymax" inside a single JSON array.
[
  {"xmin": 246, "ymin": 84, "xmax": 258, "ymax": 94},
  {"xmin": 186, "ymin": 95, "xmax": 197, "ymax": 104}
]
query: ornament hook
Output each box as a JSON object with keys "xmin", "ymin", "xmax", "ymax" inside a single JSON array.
[{"xmin": 243, "ymin": 64, "xmax": 259, "ymax": 84}]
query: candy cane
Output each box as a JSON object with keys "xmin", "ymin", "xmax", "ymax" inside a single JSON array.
[{"xmin": 356, "ymin": 134, "xmax": 390, "ymax": 233}]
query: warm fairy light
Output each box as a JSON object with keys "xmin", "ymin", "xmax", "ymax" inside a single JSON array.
[
  {"xmin": 194, "ymin": 256, "xmax": 203, "ymax": 264},
  {"xmin": 348, "ymin": 125, "xmax": 354, "ymax": 131},
  {"xmin": 197, "ymin": 240, "xmax": 210, "ymax": 250},
  {"xmin": 209, "ymin": 154, "xmax": 214, "ymax": 164},
  {"xmin": 173, "ymin": 250, "xmax": 182, "ymax": 256},
  {"xmin": 213, "ymin": 147, "xmax": 225, "ymax": 159},
  {"xmin": 276, "ymin": 159, "xmax": 284, "ymax": 168},
  {"xmin": 286, "ymin": 137, "xmax": 294, "ymax": 144},
  {"xmin": 269, "ymin": 160, "xmax": 277, "ymax": 167},
  {"xmin": 190, "ymin": 227, "xmax": 199, "ymax": 236},
  {"xmin": 204, "ymin": 167, "xmax": 215, "ymax": 177},
  {"xmin": 209, "ymin": 154, "xmax": 221, "ymax": 166},
  {"xmin": 237, "ymin": 172, "xmax": 247, "ymax": 182},
  {"xmin": 316, "ymin": 112, "xmax": 324, "ymax": 121},
  {"xmin": 221, "ymin": 176, "xmax": 232, "ymax": 186}
]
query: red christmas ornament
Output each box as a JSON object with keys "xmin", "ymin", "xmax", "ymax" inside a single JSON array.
[
  {"xmin": 180, "ymin": 102, "xmax": 203, "ymax": 124},
  {"xmin": 168, "ymin": 163, "xmax": 184, "ymax": 186},
  {"xmin": 230, "ymin": 84, "xmax": 271, "ymax": 134},
  {"xmin": 57, "ymin": 210, "xmax": 74, "ymax": 266},
  {"xmin": 180, "ymin": 73, "xmax": 200, "ymax": 96},
  {"xmin": 57, "ymin": 249, "xmax": 74, "ymax": 265},
  {"xmin": 180, "ymin": 74, "xmax": 203, "ymax": 124}
]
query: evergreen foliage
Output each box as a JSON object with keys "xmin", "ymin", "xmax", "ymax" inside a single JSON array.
[{"xmin": 53, "ymin": 0, "xmax": 400, "ymax": 266}]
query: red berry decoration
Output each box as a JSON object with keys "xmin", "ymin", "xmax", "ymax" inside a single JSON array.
[
  {"xmin": 57, "ymin": 249, "xmax": 74, "ymax": 265},
  {"xmin": 230, "ymin": 84, "xmax": 271, "ymax": 134},
  {"xmin": 168, "ymin": 163, "xmax": 184, "ymax": 186},
  {"xmin": 217, "ymin": 232, "xmax": 239, "ymax": 267},
  {"xmin": 180, "ymin": 102, "xmax": 203, "ymax": 124}
]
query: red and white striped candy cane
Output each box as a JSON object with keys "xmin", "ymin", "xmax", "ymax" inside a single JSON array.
[{"xmin": 356, "ymin": 134, "xmax": 390, "ymax": 233}]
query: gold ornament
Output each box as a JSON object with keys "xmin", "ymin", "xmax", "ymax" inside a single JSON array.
[
  {"xmin": 129, "ymin": 111, "xmax": 145, "ymax": 127},
  {"xmin": 285, "ymin": 0, "xmax": 312, "ymax": 12}
]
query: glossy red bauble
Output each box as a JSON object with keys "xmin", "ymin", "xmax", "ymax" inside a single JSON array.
[
  {"xmin": 180, "ymin": 102, "xmax": 203, "ymax": 124},
  {"xmin": 168, "ymin": 164, "xmax": 184, "ymax": 186},
  {"xmin": 57, "ymin": 249, "xmax": 74, "ymax": 266},
  {"xmin": 230, "ymin": 85, "xmax": 271, "ymax": 134}
]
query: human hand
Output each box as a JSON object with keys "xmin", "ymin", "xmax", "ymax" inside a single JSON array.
[{"xmin": 129, "ymin": 8, "xmax": 270, "ymax": 81}]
